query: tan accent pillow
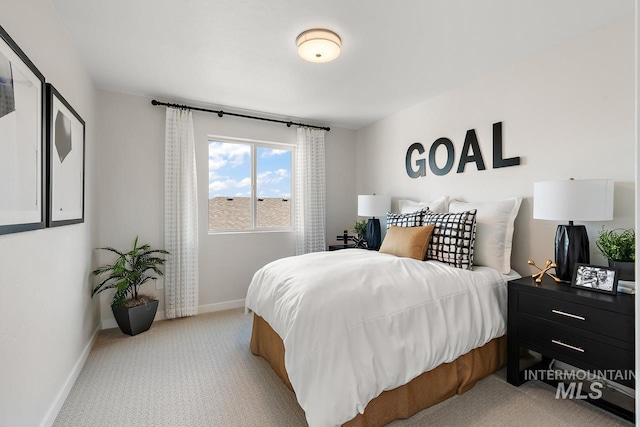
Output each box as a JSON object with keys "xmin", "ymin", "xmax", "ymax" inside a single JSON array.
[{"xmin": 379, "ymin": 224, "xmax": 435, "ymax": 260}]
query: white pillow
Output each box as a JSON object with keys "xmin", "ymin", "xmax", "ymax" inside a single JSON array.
[
  {"xmin": 448, "ymin": 197, "xmax": 522, "ymax": 274},
  {"xmin": 398, "ymin": 196, "xmax": 448, "ymax": 214}
]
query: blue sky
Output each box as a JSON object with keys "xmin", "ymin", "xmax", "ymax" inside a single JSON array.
[{"xmin": 208, "ymin": 141, "xmax": 291, "ymax": 199}]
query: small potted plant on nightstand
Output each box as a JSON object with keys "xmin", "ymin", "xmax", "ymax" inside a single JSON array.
[
  {"xmin": 91, "ymin": 236, "xmax": 169, "ymax": 336},
  {"xmin": 595, "ymin": 227, "xmax": 635, "ymax": 281},
  {"xmin": 353, "ymin": 219, "xmax": 368, "ymax": 248}
]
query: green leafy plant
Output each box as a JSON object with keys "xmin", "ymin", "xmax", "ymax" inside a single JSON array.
[
  {"xmin": 91, "ymin": 236, "xmax": 169, "ymax": 308},
  {"xmin": 353, "ymin": 219, "xmax": 368, "ymax": 236},
  {"xmin": 595, "ymin": 227, "xmax": 635, "ymax": 262}
]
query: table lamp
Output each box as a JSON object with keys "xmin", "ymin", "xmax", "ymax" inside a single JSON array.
[
  {"xmin": 358, "ymin": 194, "xmax": 391, "ymax": 250},
  {"xmin": 533, "ymin": 179, "xmax": 614, "ymax": 281}
]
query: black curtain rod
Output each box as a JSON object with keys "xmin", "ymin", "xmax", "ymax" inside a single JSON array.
[{"xmin": 151, "ymin": 99, "xmax": 330, "ymax": 131}]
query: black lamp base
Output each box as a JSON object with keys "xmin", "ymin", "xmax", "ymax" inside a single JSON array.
[
  {"xmin": 366, "ymin": 218, "xmax": 382, "ymax": 250},
  {"xmin": 555, "ymin": 224, "xmax": 590, "ymax": 281}
]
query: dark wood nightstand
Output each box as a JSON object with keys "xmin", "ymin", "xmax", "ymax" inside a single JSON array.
[
  {"xmin": 507, "ymin": 276, "xmax": 635, "ymax": 421},
  {"xmin": 328, "ymin": 244, "xmax": 356, "ymax": 251},
  {"xmin": 328, "ymin": 244, "xmax": 377, "ymax": 251}
]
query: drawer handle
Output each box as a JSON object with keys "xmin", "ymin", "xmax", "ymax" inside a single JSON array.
[
  {"xmin": 551, "ymin": 309, "xmax": 585, "ymax": 321},
  {"xmin": 551, "ymin": 339, "xmax": 585, "ymax": 353}
]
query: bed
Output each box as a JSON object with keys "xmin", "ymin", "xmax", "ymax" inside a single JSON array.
[{"xmin": 245, "ymin": 198, "xmax": 522, "ymax": 426}]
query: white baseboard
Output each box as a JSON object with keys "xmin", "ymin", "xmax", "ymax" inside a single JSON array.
[
  {"xmin": 100, "ymin": 299, "xmax": 246, "ymax": 330},
  {"xmin": 198, "ymin": 299, "xmax": 246, "ymax": 314},
  {"xmin": 41, "ymin": 325, "xmax": 100, "ymax": 427}
]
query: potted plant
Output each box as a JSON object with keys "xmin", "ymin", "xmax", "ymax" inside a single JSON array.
[
  {"xmin": 91, "ymin": 236, "xmax": 169, "ymax": 336},
  {"xmin": 595, "ymin": 227, "xmax": 635, "ymax": 281},
  {"xmin": 353, "ymin": 219, "xmax": 368, "ymax": 248}
]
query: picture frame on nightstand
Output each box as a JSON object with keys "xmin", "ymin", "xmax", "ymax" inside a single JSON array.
[{"xmin": 571, "ymin": 263, "xmax": 618, "ymax": 295}]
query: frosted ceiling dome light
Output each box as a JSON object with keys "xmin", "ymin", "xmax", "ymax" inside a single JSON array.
[{"xmin": 296, "ymin": 29, "xmax": 341, "ymax": 63}]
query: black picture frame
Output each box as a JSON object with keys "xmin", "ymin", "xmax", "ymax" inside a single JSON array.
[
  {"xmin": 571, "ymin": 263, "xmax": 618, "ymax": 295},
  {"xmin": 0, "ymin": 25, "xmax": 46, "ymax": 235},
  {"xmin": 46, "ymin": 84, "xmax": 85, "ymax": 227}
]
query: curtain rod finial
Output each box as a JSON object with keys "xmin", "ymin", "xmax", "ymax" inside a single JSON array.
[{"xmin": 151, "ymin": 99, "xmax": 159, "ymax": 106}]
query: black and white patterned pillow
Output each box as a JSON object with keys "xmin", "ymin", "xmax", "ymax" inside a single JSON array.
[
  {"xmin": 423, "ymin": 209, "xmax": 477, "ymax": 269},
  {"xmin": 386, "ymin": 209, "xmax": 426, "ymax": 229}
]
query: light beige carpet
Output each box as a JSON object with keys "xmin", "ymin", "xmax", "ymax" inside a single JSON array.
[{"xmin": 54, "ymin": 308, "xmax": 633, "ymax": 426}]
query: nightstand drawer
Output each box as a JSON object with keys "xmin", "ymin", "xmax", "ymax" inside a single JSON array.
[
  {"xmin": 518, "ymin": 292, "xmax": 633, "ymax": 343},
  {"xmin": 519, "ymin": 318, "xmax": 635, "ymax": 387}
]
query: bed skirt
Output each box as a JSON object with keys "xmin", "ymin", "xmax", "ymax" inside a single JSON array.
[{"xmin": 250, "ymin": 314, "xmax": 506, "ymax": 427}]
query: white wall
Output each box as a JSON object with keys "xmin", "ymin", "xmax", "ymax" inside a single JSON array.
[
  {"xmin": 356, "ymin": 14, "xmax": 635, "ymax": 275},
  {"xmin": 0, "ymin": 1, "xmax": 99, "ymax": 426},
  {"xmin": 95, "ymin": 90, "xmax": 357, "ymax": 325}
]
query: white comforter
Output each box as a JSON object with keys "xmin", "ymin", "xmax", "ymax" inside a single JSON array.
[{"xmin": 245, "ymin": 249, "xmax": 512, "ymax": 427}]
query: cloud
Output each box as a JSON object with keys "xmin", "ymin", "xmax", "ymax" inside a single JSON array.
[
  {"xmin": 257, "ymin": 171, "xmax": 272, "ymax": 183},
  {"xmin": 209, "ymin": 158, "xmax": 227, "ymax": 171},
  {"xmin": 209, "ymin": 181, "xmax": 229, "ymax": 192},
  {"xmin": 209, "ymin": 141, "xmax": 250, "ymax": 171},
  {"xmin": 260, "ymin": 148, "xmax": 289, "ymax": 157},
  {"xmin": 209, "ymin": 176, "xmax": 251, "ymax": 193},
  {"xmin": 257, "ymin": 168, "xmax": 289, "ymax": 185}
]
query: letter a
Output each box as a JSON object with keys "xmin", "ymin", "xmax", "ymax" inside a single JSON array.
[{"xmin": 457, "ymin": 129, "xmax": 486, "ymax": 173}]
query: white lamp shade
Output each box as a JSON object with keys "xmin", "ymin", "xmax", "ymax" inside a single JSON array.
[
  {"xmin": 358, "ymin": 195, "xmax": 391, "ymax": 217},
  {"xmin": 533, "ymin": 179, "xmax": 614, "ymax": 221}
]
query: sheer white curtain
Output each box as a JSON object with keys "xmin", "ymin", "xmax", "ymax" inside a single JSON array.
[
  {"xmin": 164, "ymin": 108, "xmax": 198, "ymax": 318},
  {"xmin": 295, "ymin": 127, "xmax": 326, "ymax": 254}
]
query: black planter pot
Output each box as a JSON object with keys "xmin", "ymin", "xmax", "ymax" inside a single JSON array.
[
  {"xmin": 112, "ymin": 300, "xmax": 159, "ymax": 336},
  {"xmin": 608, "ymin": 260, "xmax": 635, "ymax": 282}
]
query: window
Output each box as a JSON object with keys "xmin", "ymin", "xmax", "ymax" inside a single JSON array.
[{"xmin": 208, "ymin": 137, "xmax": 293, "ymax": 232}]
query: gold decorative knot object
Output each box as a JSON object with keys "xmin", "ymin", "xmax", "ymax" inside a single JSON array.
[{"xmin": 527, "ymin": 259, "xmax": 562, "ymax": 283}]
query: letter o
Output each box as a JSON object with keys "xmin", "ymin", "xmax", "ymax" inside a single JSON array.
[{"xmin": 428, "ymin": 138, "xmax": 455, "ymax": 176}]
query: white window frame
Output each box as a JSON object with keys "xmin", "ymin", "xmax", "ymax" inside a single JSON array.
[{"xmin": 207, "ymin": 135, "xmax": 295, "ymax": 234}]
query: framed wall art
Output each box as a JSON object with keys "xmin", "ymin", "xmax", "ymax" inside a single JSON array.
[
  {"xmin": 0, "ymin": 25, "xmax": 46, "ymax": 235},
  {"xmin": 571, "ymin": 263, "xmax": 618, "ymax": 295},
  {"xmin": 46, "ymin": 84, "xmax": 85, "ymax": 227}
]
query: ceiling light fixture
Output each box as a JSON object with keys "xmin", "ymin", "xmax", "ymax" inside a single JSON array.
[{"xmin": 296, "ymin": 29, "xmax": 341, "ymax": 63}]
